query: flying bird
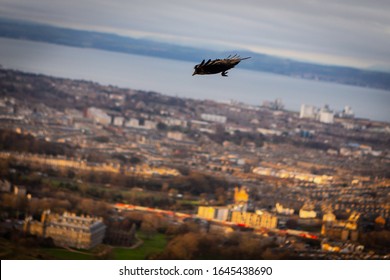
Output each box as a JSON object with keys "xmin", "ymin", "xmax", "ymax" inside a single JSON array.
[{"xmin": 192, "ymin": 54, "xmax": 250, "ymax": 77}]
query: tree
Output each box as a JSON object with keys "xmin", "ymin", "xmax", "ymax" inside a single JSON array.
[
  {"xmin": 159, "ymin": 232, "xmax": 200, "ymax": 259},
  {"xmin": 360, "ymin": 230, "xmax": 390, "ymax": 250},
  {"xmin": 140, "ymin": 213, "xmax": 162, "ymax": 239},
  {"xmin": 0, "ymin": 160, "xmax": 9, "ymax": 176},
  {"xmin": 286, "ymin": 218, "xmax": 299, "ymax": 229},
  {"xmin": 129, "ymin": 156, "xmax": 141, "ymax": 165},
  {"xmin": 215, "ymin": 187, "xmax": 227, "ymax": 205},
  {"xmin": 157, "ymin": 122, "xmax": 168, "ymax": 131}
]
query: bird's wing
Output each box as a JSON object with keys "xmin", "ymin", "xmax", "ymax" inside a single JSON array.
[{"xmin": 203, "ymin": 59, "xmax": 224, "ymax": 66}]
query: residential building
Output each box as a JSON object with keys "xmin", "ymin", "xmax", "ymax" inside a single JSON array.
[
  {"xmin": 300, "ymin": 104, "xmax": 316, "ymax": 119},
  {"xmin": 86, "ymin": 107, "xmax": 111, "ymax": 125},
  {"xmin": 231, "ymin": 210, "xmax": 278, "ymax": 229},
  {"xmin": 319, "ymin": 105, "xmax": 334, "ymax": 124},
  {"xmin": 201, "ymin": 113, "xmax": 227, "ymax": 124},
  {"xmin": 321, "ymin": 211, "xmax": 360, "ymax": 242},
  {"xmin": 113, "ymin": 116, "xmax": 124, "ymax": 127}
]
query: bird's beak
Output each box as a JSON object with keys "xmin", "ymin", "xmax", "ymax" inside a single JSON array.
[{"xmin": 192, "ymin": 72, "xmax": 196, "ymax": 76}]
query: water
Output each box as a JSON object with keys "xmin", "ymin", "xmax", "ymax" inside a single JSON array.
[{"xmin": 1, "ymin": 37, "xmax": 389, "ymax": 122}]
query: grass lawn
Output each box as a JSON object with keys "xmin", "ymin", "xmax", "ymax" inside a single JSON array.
[
  {"xmin": 41, "ymin": 248, "xmax": 94, "ymax": 260},
  {"xmin": 113, "ymin": 233, "xmax": 167, "ymax": 260},
  {"xmin": 179, "ymin": 200, "xmax": 200, "ymax": 205},
  {"xmin": 0, "ymin": 230, "xmax": 167, "ymax": 260},
  {"xmin": 40, "ymin": 232, "xmax": 167, "ymax": 260}
]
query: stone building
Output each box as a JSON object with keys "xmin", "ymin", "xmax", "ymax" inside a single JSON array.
[
  {"xmin": 104, "ymin": 218, "xmax": 138, "ymax": 247},
  {"xmin": 24, "ymin": 210, "xmax": 106, "ymax": 249},
  {"xmin": 197, "ymin": 206, "xmax": 231, "ymax": 221},
  {"xmin": 197, "ymin": 206, "xmax": 277, "ymax": 230},
  {"xmin": 233, "ymin": 186, "xmax": 249, "ymax": 211},
  {"xmin": 321, "ymin": 211, "xmax": 360, "ymax": 242},
  {"xmin": 231, "ymin": 210, "xmax": 278, "ymax": 229}
]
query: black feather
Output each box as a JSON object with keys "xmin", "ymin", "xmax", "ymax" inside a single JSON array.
[{"xmin": 192, "ymin": 55, "xmax": 250, "ymax": 77}]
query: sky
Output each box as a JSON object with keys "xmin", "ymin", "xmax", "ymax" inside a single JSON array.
[{"xmin": 1, "ymin": 0, "xmax": 390, "ymax": 69}]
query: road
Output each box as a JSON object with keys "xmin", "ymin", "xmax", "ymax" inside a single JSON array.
[{"xmin": 113, "ymin": 202, "xmax": 321, "ymax": 241}]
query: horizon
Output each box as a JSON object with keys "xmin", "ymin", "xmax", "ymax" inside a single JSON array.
[
  {"xmin": 2, "ymin": 16, "xmax": 390, "ymax": 76},
  {"xmin": 1, "ymin": 0, "xmax": 390, "ymax": 69}
]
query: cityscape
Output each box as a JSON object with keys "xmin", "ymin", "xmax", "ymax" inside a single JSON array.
[{"xmin": 0, "ymin": 68, "xmax": 389, "ymax": 259}]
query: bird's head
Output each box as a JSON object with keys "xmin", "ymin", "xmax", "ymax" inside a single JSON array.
[
  {"xmin": 192, "ymin": 65, "xmax": 200, "ymax": 76},
  {"xmin": 192, "ymin": 59, "xmax": 205, "ymax": 76}
]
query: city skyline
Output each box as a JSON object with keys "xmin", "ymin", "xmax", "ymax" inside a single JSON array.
[{"xmin": 0, "ymin": 68, "xmax": 389, "ymax": 261}]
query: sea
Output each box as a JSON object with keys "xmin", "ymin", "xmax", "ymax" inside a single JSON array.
[{"xmin": 0, "ymin": 37, "xmax": 389, "ymax": 122}]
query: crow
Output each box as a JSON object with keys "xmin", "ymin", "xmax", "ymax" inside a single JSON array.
[{"xmin": 192, "ymin": 54, "xmax": 250, "ymax": 77}]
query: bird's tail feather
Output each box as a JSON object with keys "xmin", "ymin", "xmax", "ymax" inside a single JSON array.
[{"xmin": 227, "ymin": 54, "xmax": 251, "ymax": 60}]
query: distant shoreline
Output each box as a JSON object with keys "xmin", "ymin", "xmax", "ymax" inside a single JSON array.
[{"xmin": 1, "ymin": 17, "xmax": 390, "ymax": 91}]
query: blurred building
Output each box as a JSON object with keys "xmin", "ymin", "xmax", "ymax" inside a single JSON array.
[
  {"xmin": 234, "ymin": 186, "xmax": 249, "ymax": 212},
  {"xmin": 299, "ymin": 209, "xmax": 317, "ymax": 219},
  {"xmin": 321, "ymin": 211, "xmax": 360, "ymax": 242},
  {"xmin": 321, "ymin": 240, "xmax": 364, "ymax": 253},
  {"xmin": 197, "ymin": 206, "xmax": 231, "ymax": 221},
  {"xmin": 86, "ymin": 107, "xmax": 111, "ymax": 125},
  {"xmin": 337, "ymin": 105, "xmax": 354, "ymax": 118},
  {"xmin": 231, "ymin": 210, "xmax": 278, "ymax": 229},
  {"xmin": 125, "ymin": 118, "xmax": 139, "ymax": 128},
  {"xmin": 104, "ymin": 218, "xmax": 138, "ymax": 247},
  {"xmin": 113, "ymin": 116, "xmax": 125, "ymax": 127},
  {"xmin": 196, "ymin": 186, "xmax": 278, "ymax": 229},
  {"xmin": 275, "ymin": 203, "xmax": 294, "ymax": 215},
  {"xmin": 24, "ymin": 210, "xmax": 106, "ymax": 249},
  {"xmin": 300, "ymin": 104, "xmax": 316, "ymax": 119},
  {"xmin": 319, "ymin": 105, "xmax": 334, "ymax": 124},
  {"xmin": 197, "ymin": 206, "xmax": 278, "ymax": 230},
  {"xmin": 299, "ymin": 201, "xmax": 317, "ymax": 219},
  {"xmin": 167, "ymin": 131, "xmax": 184, "ymax": 141},
  {"xmin": 201, "ymin": 113, "xmax": 227, "ymax": 124},
  {"xmin": 300, "ymin": 104, "xmax": 334, "ymax": 124}
]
